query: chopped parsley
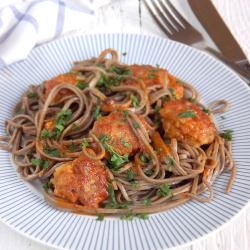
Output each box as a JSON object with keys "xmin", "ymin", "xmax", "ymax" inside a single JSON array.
[
  {"xmin": 76, "ymin": 81, "xmax": 88, "ymax": 89},
  {"xmin": 143, "ymin": 198, "xmax": 151, "ymax": 206},
  {"xmin": 99, "ymin": 134, "xmax": 111, "ymax": 143},
  {"xmin": 187, "ymin": 97, "xmax": 196, "ymax": 103},
  {"xmin": 100, "ymin": 135, "xmax": 129, "ymax": 170},
  {"xmin": 157, "ymin": 184, "xmax": 172, "ymax": 197},
  {"xmin": 81, "ymin": 138, "xmax": 89, "ymax": 148},
  {"xmin": 40, "ymin": 108, "xmax": 73, "ymax": 139},
  {"xmin": 121, "ymin": 139, "xmax": 130, "ymax": 148},
  {"xmin": 109, "ymin": 65, "xmax": 131, "ymax": 76},
  {"xmin": 31, "ymin": 158, "xmax": 49, "ymax": 169},
  {"xmin": 178, "ymin": 110, "xmax": 197, "ymax": 118},
  {"xmin": 120, "ymin": 211, "xmax": 134, "ymax": 221},
  {"xmin": 122, "ymin": 110, "xmax": 129, "ymax": 118},
  {"xmin": 43, "ymin": 182, "xmax": 50, "ymax": 191},
  {"xmin": 220, "ymin": 129, "xmax": 233, "ymax": 141},
  {"xmin": 105, "ymin": 183, "xmax": 131, "ymax": 209},
  {"xmin": 169, "ymin": 87, "xmax": 176, "ymax": 99},
  {"xmin": 96, "ymin": 213, "xmax": 104, "ymax": 221},
  {"xmin": 122, "ymin": 52, "xmax": 127, "ymax": 56},
  {"xmin": 69, "ymin": 143, "xmax": 75, "ymax": 152},
  {"xmin": 131, "ymin": 180, "xmax": 138, "ymax": 188},
  {"xmin": 132, "ymin": 121, "xmax": 140, "ymax": 129},
  {"xmin": 40, "ymin": 129, "xmax": 57, "ymax": 139},
  {"xmin": 109, "ymin": 152, "xmax": 129, "ymax": 170},
  {"xmin": 27, "ymin": 92, "xmax": 38, "ymax": 98},
  {"xmin": 139, "ymin": 153, "xmax": 150, "ymax": 163},
  {"xmin": 44, "ymin": 146, "xmax": 61, "ymax": 158},
  {"xmin": 131, "ymin": 95, "xmax": 140, "ymax": 108},
  {"xmin": 221, "ymin": 116, "xmax": 226, "ymax": 120},
  {"xmin": 93, "ymin": 106, "xmax": 101, "ymax": 120},
  {"xmin": 202, "ymin": 108, "xmax": 210, "ymax": 114},
  {"xmin": 145, "ymin": 169, "xmax": 154, "ymax": 176},
  {"xmin": 156, "ymin": 64, "xmax": 160, "ymax": 68},
  {"xmin": 126, "ymin": 169, "xmax": 136, "ymax": 181},
  {"xmin": 108, "ymin": 183, "xmax": 116, "ymax": 204},
  {"xmin": 167, "ymin": 155, "xmax": 174, "ymax": 172},
  {"xmin": 147, "ymin": 73, "xmax": 155, "ymax": 79},
  {"xmin": 137, "ymin": 213, "xmax": 149, "ymax": 220}
]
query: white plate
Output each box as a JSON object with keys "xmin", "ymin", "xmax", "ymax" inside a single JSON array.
[{"xmin": 0, "ymin": 33, "xmax": 250, "ymax": 250}]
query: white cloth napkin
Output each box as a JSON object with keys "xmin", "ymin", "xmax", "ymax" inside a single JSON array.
[{"xmin": 0, "ymin": 0, "xmax": 109, "ymax": 68}]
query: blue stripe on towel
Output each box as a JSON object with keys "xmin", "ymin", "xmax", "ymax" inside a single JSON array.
[
  {"xmin": 54, "ymin": 0, "xmax": 66, "ymax": 39},
  {"xmin": 10, "ymin": 6, "xmax": 39, "ymax": 30}
]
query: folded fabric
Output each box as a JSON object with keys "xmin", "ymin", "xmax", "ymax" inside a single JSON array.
[{"xmin": 0, "ymin": 0, "xmax": 109, "ymax": 68}]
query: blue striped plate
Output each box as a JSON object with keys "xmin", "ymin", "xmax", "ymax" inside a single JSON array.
[{"xmin": 0, "ymin": 34, "xmax": 250, "ymax": 250}]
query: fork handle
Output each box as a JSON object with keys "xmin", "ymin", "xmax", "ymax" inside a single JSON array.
[{"xmin": 204, "ymin": 47, "xmax": 250, "ymax": 85}]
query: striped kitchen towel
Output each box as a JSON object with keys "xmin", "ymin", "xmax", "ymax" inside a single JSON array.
[{"xmin": 0, "ymin": 0, "xmax": 110, "ymax": 68}]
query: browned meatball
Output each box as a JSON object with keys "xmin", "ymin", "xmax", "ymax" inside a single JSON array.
[
  {"xmin": 160, "ymin": 99, "xmax": 216, "ymax": 147},
  {"xmin": 91, "ymin": 111, "xmax": 146, "ymax": 156},
  {"xmin": 52, "ymin": 153, "xmax": 108, "ymax": 208}
]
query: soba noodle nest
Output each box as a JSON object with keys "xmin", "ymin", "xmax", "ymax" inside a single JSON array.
[{"xmin": 0, "ymin": 49, "xmax": 235, "ymax": 217}]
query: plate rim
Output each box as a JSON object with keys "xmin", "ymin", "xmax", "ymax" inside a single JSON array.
[{"xmin": 0, "ymin": 32, "xmax": 250, "ymax": 250}]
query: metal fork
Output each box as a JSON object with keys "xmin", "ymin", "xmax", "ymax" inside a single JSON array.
[{"xmin": 144, "ymin": 0, "xmax": 250, "ymax": 84}]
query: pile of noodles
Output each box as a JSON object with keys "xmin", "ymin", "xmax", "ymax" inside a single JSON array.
[{"xmin": 0, "ymin": 49, "xmax": 235, "ymax": 215}]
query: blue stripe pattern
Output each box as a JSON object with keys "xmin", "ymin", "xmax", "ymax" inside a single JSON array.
[{"xmin": 0, "ymin": 34, "xmax": 250, "ymax": 250}]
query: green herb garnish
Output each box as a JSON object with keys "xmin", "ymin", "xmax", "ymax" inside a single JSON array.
[
  {"xmin": 69, "ymin": 143, "xmax": 75, "ymax": 152},
  {"xmin": 81, "ymin": 138, "xmax": 89, "ymax": 148},
  {"xmin": 169, "ymin": 87, "xmax": 176, "ymax": 99},
  {"xmin": 43, "ymin": 182, "xmax": 50, "ymax": 191},
  {"xmin": 121, "ymin": 139, "xmax": 130, "ymax": 148},
  {"xmin": 139, "ymin": 153, "xmax": 149, "ymax": 163},
  {"xmin": 40, "ymin": 129, "xmax": 57, "ymax": 139},
  {"xmin": 157, "ymin": 184, "xmax": 172, "ymax": 197},
  {"xmin": 220, "ymin": 129, "xmax": 233, "ymax": 141},
  {"xmin": 202, "ymin": 108, "xmax": 210, "ymax": 114},
  {"xmin": 31, "ymin": 158, "xmax": 49, "ymax": 169},
  {"xmin": 221, "ymin": 116, "xmax": 226, "ymax": 120},
  {"xmin": 131, "ymin": 95, "xmax": 140, "ymax": 108},
  {"xmin": 167, "ymin": 155, "xmax": 174, "ymax": 172},
  {"xmin": 27, "ymin": 92, "xmax": 38, "ymax": 98},
  {"xmin": 188, "ymin": 97, "xmax": 196, "ymax": 103},
  {"xmin": 178, "ymin": 110, "xmax": 197, "ymax": 118},
  {"xmin": 122, "ymin": 52, "xmax": 127, "ymax": 56},
  {"xmin": 137, "ymin": 213, "xmax": 149, "ymax": 220},
  {"xmin": 143, "ymin": 198, "xmax": 151, "ymax": 206},
  {"xmin": 132, "ymin": 121, "xmax": 140, "ymax": 129},
  {"xmin": 93, "ymin": 106, "xmax": 101, "ymax": 120},
  {"xmin": 100, "ymin": 135, "xmax": 129, "ymax": 170},
  {"xmin": 44, "ymin": 146, "xmax": 61, "ymax": 158},
  {"xmin": 120, "ymin": 211, "xmax": 134, "ymax": 221},
  {"xmin": 109, "ymin": 66, "xmax": 131, "ymax": 75},
  {"xmin": 76, "ymin": 81, "xmax": 88, "ymax": 90},
  {"xmin": 96, "ymin": 213, "xmax": 104, "ymax": 221},
  {"xmin": 126, "ymin": 169, "xmax": 135, "ymax": 181},
  {"xmin": 122, "ymin": 110, "xmax": 129, "ymax": 118},
  {"xmin": 147, "ymin": 74, "xmax": 155, "ymax": 79}
]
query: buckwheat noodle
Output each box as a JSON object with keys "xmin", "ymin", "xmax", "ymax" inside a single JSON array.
[{"xmin": 0, "ymin": 49, "xmax": 235, "ymax": 216}]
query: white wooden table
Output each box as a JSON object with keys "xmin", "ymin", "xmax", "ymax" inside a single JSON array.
[{"xmin": 0, "ymin": 0, "xmax": 249, "ymax": 249}]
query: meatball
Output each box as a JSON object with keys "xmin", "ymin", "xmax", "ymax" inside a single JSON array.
[
  {"xmin": 130, "ymin": 65, "xmax": 183, "ymax": 99},
  {"xmin": 160, "ymin": 99, "xmax": 216, "ymax": 147},
  {"xmin": 44, "ymin": 73, "xmax": 78, "ymax": 99},
  {"xmin": 91, "ymin": 111, "xmax": 146, "ymax": 156},
  {"xmin": 52, "ymin": 153, "xmax": 108, "ymax": 208}
]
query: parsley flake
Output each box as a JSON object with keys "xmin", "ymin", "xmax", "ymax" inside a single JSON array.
[
  {"xmin": 178, "ymin": 110, "xmax": 197, "ymax": 118},
  {"xmin": 220, "ymin": 129, "xmax": 233, "ymax": 141},
  {"xmin": 157, "ymin": 184, "xmax": 172, "ymax": 197}
]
